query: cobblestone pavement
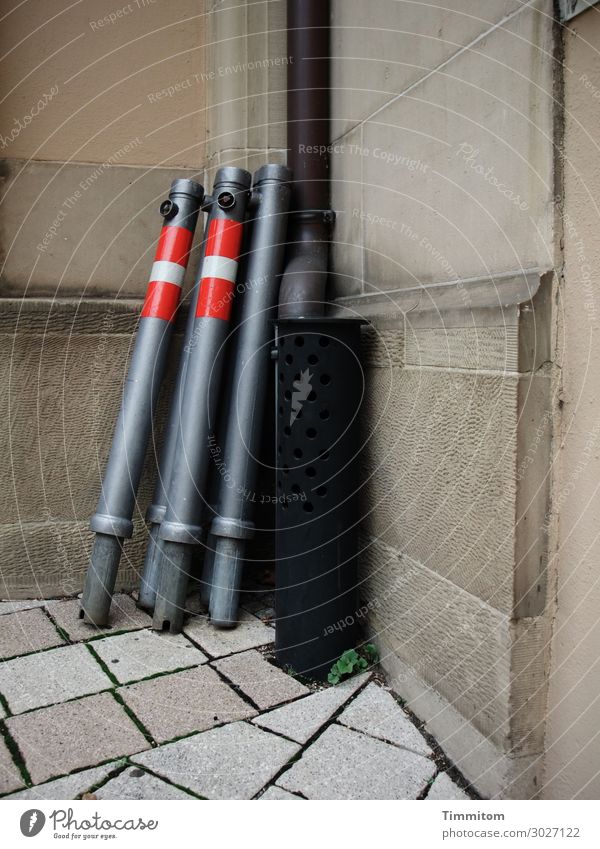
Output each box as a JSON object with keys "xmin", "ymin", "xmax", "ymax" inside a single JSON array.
[{"xmin": 0, "ymin": 593, "xmax": 472, "ymax": 801}]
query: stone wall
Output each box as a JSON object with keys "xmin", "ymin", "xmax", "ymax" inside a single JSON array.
[
  {"xmin": 0, "ymin": 2, "xmax": 211, "ymax": 597},
  {"xmin": 1, "ymin": 0, "xmax": 585, "ymax": 800},
  {"xmin": 329, "ymin": 0, "xmax": 560, "ymax": 798},
  {"xmin": 542, "ymin": 6, "xmax": 600, "ymax": 801}
]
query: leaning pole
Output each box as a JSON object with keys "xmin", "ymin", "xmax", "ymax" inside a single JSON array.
[{"xmin": 81, "ymin": 178, "xmax": 204, "ymax": 626}]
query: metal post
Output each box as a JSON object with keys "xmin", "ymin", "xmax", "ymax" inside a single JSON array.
[
  {"xmin": 137, "ymin": 216, "xmax": 211, "ymax": 613},
  {"xmin": 153, "ymin": 166, "xmax": 252, "ymax": 634},
  {"xmin": 279, "ymin": 0, "xmax": 332, "ymax": 318},
  {"xmin": 81, "ymin": 179, "xmax": 204, "ymax": 626},
  {"xmin": 209, "ymin": 164, "xmax": 292, "ymax": 627}
]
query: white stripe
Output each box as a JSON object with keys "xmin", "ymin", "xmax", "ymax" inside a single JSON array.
[
  {"xmin": 201, "ymin": 254, "xmax": 238, "ymax": 283},
  {"xmin": 149, "ymin": 260, "xmax": 186, "ymax": 287}
]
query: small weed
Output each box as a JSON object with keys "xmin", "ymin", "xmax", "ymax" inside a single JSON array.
[{"xmin": 328, "ymin": 643, "xmax": 379, "ymax": 685}]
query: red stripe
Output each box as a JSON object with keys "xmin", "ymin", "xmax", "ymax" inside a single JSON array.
[
  {"xmin": 205, "ymin": 218, "xmax": 243, "ymax": 260},
  {"xmin": 195, "ymin": 277, "xmax": 235, "ymax": 321},
  {"xmin": 155, "ymin": 226, "xmax": 194, "ymax": 265},
  {"xmin": 141, "ymin": 280, "xmax": 181, "ymax": 322}
]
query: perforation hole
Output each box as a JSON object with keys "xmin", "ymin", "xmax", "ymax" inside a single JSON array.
[
  {"xmin": 285, "ymin": 354, "xmax": 293, "ymax": 365},
  {"xmin": 279, "ymin": 406, "xmax": 284, "ymax": 417},
  {"xmin": 316, "ymin": 485, "xmax": 327, "ymax": 497},
  {"xmin": 279, "ymin": 371, "xmax": 284, "ymax": 382},
  {"xmin": 283, "ymin": 464, "xmax": 289, "ymax": 475},
  {"xmin": 308, "ymin": 354, "xmax": 318, "ymax": 366},
  {"xmin": 319, "ymin": 337, "xmax": 329, "ymax": 347},
  {"xmin": 284, "ymin": 390, "xmax": 292, "ymax": 401},
  {"xmin": 306, "ymin": 466, "xmax": 316, "ymax": 478},
  {"xmin": 320, "ymin": 374, "xmax": 331, "ymax": 386},
  {"xmin": 303, "ymin": 502, "xmax": 314, "ymax": 513},
  {"xmin": 291, "ymin": 483, "xmax": 302, "ymax": 495},
  {"xmin": 284, "ymin": 425, "xmax": 291, "ymax": 436},
  {"xmin": 319, "ymin": 449, "xmax": 330, "ymax": 461},
  {"xmin": 306, "ymin": 427, "xmax": 317, "ymax": 439},
  {"xmin": 295, "ymin": 336, "xmax": 304, "ymax": 347},
  {"xmin": 294, "ymin": 447, "xmax": 303, "ymax": 459},
  {"xmin": 319, "ymin": 409, "xmax": 330, "ymax": 420},
  {"xmin": 308, "ymin": 390, "xmax": 317, "ymax": 402}
]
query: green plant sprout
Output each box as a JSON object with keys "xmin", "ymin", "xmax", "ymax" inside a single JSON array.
[{"xmin": 328, "ymin": 643, "xmax": 379, "ymax": 684}]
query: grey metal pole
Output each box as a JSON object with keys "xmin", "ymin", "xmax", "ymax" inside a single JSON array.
[
  {"xmin": 81, "ymin": 179, "xmax": 204, "ymax": 626},
  {"xmin": 153, "ymin": 166, "xmax": 252, "ymax": 634},
  {"xmin": 209, "ymin": 164, "xmax": 291, "ymax": 627},
  {"xmin": 137, "ymin": 216, "xmax": 211, "ymax": 612}
]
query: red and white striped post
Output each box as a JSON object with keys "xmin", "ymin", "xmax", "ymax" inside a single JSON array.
[
  {"xmin": 153, "ymin": 166, "xmax": 252, "ymax": 634},
  {"xmin": 82, "ymin": 178, "xmax": 204, "ymax": 626}
]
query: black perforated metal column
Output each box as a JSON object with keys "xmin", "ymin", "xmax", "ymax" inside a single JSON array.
[{"xmin": 274, "ymin": 318, "xmax": 364, "ymax": 680}]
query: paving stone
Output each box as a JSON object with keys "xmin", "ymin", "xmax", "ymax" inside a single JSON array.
[
  {"xmin": 427, "ymin": 772, "xmax": 470, "ymax": 801},
  {"xmin": 0, "ymin": 600, "xmax": 46, "ymax": 616},
  {"xmin": 278, "ymin": 724, "xmax": 435, "ymax": 800},
  {"xmin": 94, "ymin": 766, "xmax": 195, "ymax": 800},
  {"xmin": 213, "ymin": 650, "xmax": 309, "ymax": 710},
  {"xmin": 133, "ymin": 721, "xmax": 300, "ymax": 799},
  {"xmin": 0, "ymin": 735, "xmax": 24, "ymax": 795},
  {"xmin": 253, "ymin": 673, "xmax": 370, "ymax": 743},
  {"xmin": 184, "ymin": 610, "xmax": 274, "ymax": 658},
  {"xmin": 338, "ymin": 682, "xmax": 433, "ymax": 756},
  {"xmin": 260, "ymin": 785, "xmax": 303, "ymax": 800},
  {"xmin": 91, "ymin": 629, "xmax": 207, "ymax": 684},
  {"xmin": 46, "ymin": 595, "xmax": 151, "ymax": 642},
  {"xmin": 119, "ymin": 665, "xmax": 256, "ymax": 743},
  {"xmin": 0, "ymin": 607, "xmax": 64, "ymax": 660},
  {"xmin": 6, "ymin": 763, "xmax": 120, "ymax": 800},
  {"xmin": 241, "ymin": 592, "xmax": 276, "ymax": 623},
  {"xmin": 0, "ymin": 643, "xmax": 112, "ymax": 713},
  {"xmin": 6, "ymin": 692, "xmax": 150, "ymax": 785}
]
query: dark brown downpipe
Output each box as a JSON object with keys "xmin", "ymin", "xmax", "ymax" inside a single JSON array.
[{"xmin": 279, "ymin": 0, "xmax": 332, "ymax": 318}]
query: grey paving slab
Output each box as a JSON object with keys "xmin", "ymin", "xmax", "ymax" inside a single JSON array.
[
  {"xmin": 253, "ymin": 673, "xmax": 370, "ymax": 743},
  {"xmin": 133, "ymin": 721, "xmax": 300, "ymax": 800},
  {"xmin": 6, "ymin": 763, "xmax": 120, "ymax": 800},
  {"xmin": 94, "ymin": 766, "xmax": 195, "ymax": 800},
  {"xmin": 46, "ymin": 595, "xmax": 151, "ymax": 642},
  {"xmin": 241, "ymin": 592, "xmax": 276, "ymax": 623},
  {"xmin": 278, "ymin": 723, "xmax": 436, "ymax": 800},
  {"xmin": 91, "ymin": 629, "xmax": 207, "ymax": 684},
  {"xmin": 0, "ymin": 600, "xmax": 46, "ymax": 616},
  {"xmin": 427, "ymin": 772, "xmax": 470, "ymax": 801},
  {"xmin": 213, "ymin": 650, "xmax": 309, "ymax": 710},
  {"xmin": 184, "ymin": 610, "xmax": 274, "ymax": 658},
  {"xmin": 0, "ymin": 643, "xmax": 112, "ymax": 714},
  {"xmin": 260, "ymin": 785, "xmax": 303, "ymax": 800},
  {"xmin": 338, "ymin": 682, "xmax": 433, "ymax": 756},
  {"xmin": 0, "ymin": 607, "xmax": 64, "ymax": 659},
  {"xmin": 119, "ymin": 665, "xmax": 256, "ymax": 743},
  {"xmin": 0, "ymin": 734, "xmax": 24, "ymax": 795},
  {"xmin": 6, "ymin": 692, "xmax": 150, "ymax": 785}
]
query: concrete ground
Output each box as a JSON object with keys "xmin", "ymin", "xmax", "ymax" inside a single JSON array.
[{"xmin": 0, "ymin": 593, "xmax": 472, "ymax": 801}]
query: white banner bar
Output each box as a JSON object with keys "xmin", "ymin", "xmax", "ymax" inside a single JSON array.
[{"xmin": 0, "ymin": 799, "xmax": 599, "ymax": 848}]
